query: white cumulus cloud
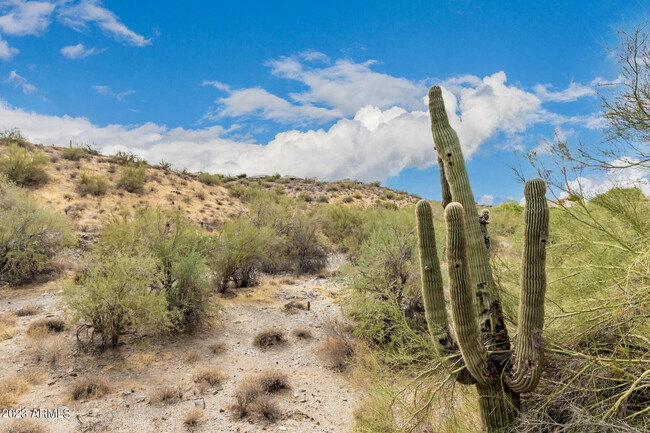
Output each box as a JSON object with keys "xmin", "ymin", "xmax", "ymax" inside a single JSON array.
[
  {"xmin": 0, "ymin": 35, "xmax": 18, "ymax": 59},
  {"xmin": 534, "ymin": 81, "xmax": 596, "ymax": 102},
  {"xmin": 0, "ymin": 0, "xmax": 55, "ymax": 36},
  {"xmin": 564, "ymin": 157, "xmax": 650, "ymax": 198},
  {"xmin": 478, "ymin": 194, "xmax": 494, "ymax": 206}
]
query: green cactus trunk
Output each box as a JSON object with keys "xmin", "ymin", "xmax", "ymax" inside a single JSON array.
[
  {"xmin": 415, "ymin": 85, "xmax": 550, "ymax": 433},
  {"xmin": 428, "ymin": 86, "xmax": 509, "ymax": 351}
]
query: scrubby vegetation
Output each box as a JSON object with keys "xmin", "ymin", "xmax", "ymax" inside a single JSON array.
[
  {"xmin": 0, "ymin": 176, "xmax": 73, "ymax": 285},
  {"xmin": 0, "ymin": 143, "xmax": 50, "ymax": 185},
  {"xmin": 78, "ymin": 170, "xmax": 109, "ymax": 196}
]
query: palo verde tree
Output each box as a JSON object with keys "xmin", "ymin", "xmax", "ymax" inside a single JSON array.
[{"xmin": 416, "ymin": 86, "xmax": 550, "ymax": 432}]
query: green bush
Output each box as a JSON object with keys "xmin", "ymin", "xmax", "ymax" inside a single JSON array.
[
  {"xmin": 0, "ymin": 129, "xmax": 29, "ymax": 147},
  {"xmin": 88, "ymin": 208, "xmax": 214, "ymax": 332},
  {"xmin": 370, "ymin": 181, "xmax": 381, "ymax": 187},
  {"xmin": 298, "ymin": 192, "xmax": 313, "ymax": 202},
  {"xmin": 342, "ymin": 196, "xmax": 354, "ymax": 203},
  {"xmin": 78, "ymin": 171, "xmax": 109, "ymax": 196},
  {"xmin": 198, "ymin": 172, "xmax": 222, "ymax": 186},
  {"xmin": 64, "ymin": 251, "xmax": 170, "ymax": 347},
  {"xmin": 109, "ymin": 150, "xmax": 145, "ymax": 165},
  {"xmin": 117, "ymin": 163, "xmax": 146, "ymax": 192},
  {"xmin": 284, "ymin": 214, "xmax": 328, "ymax": 275},
  {"xmin": 326, "ymin": 184, "xmax": 339, "ymax": 192},
  {"xmin": 317, "ymin": 194, "xmax": 328, "ymax": 203},
  {"xmin": 210, "ymin": 217, "xmax": 273, "ymax": 292},
  {"xmin": 381, "ymin": 190, "xmax": 395, "ymax": 200},
  {"xmin": 61, "ymin": 147, "xmax": 88, "ymax": 161},
  {"xmin": 0, "ymin": 176, "xmax": 73, "ymax": 285},
  {"xmin": 0, "ymin": 143, "xmax": 49, "ymax": 185}
]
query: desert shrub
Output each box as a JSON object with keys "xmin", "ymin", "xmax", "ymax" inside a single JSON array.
[
  {"xmin": 298, "ymin": 192, "xmax": 313, "ymax": 202},
  {"xmin": 60, "ymin": 147, "xmax": 88, "ymax": 161},
  {"xmin": 158, "ymin": 159, "xmax": 172, "ymax": 170},
  {"xmin": 326, "ymin": 184, "xmax": 339, "ymax": 192},
  {"xmin": 183, "ymin": 407, "xmax": 204, "ymax": 426},
  {"xmin": 343, "ymin": 207, "xmax": 437, "ymax": 367},
  {"xmin": 370, "ymin": 181, "xmax": 381, "ymax": 187},
  {"xmin": 0, "ymin": 129, "xmax": 29, "ymax": 147},
  {"xmin": 70, "ymin": 376, "xmax": 112, "ymax": 400},
  {"xmin": 252, "ymin": 329, "xmax": 286, "ymax": 347},
  {"xmin": 0, "ymin": 176, "xmax": 73, "ymax": 285},
  {"xmin": 342, "ymin": 196, "xmax": 354, "ymax": 203},
  {"xmin": 353, "ymin": 192, "xmax": 363, "ymax": 200},
  {"xmin": 4, "ymin": 419, "xmax": 48, "ymax": 433},
  {"xmin": 209, "ymin": 341, "xmax": 226, "ymax": 354},
  {"xmin": 97, "ymin": 208, "xmax": 214, "ymax": 331},
  {"xmin": 117, "ymin": 163, "xmax": 146, "ymax": 192},
  {"xmin": 27, "ymin": 318, "xmax": 65, "ymax": 335},
  {"xmin": 498, "ymin": 199, "xmax": 523, "ymax": 212},
  {"xmin": 198, "ymin": 172, "xmax": 222, "ymax": 186},
  {"xmin": 283, "ymin": 214, "xmax": 328, "ymax": 275},
  {"xmin": 0, "ymin": 143, "xmax": 49, "ymax": 185},
  {"xmin": 292, "ymin": 327, "xmax": 313, "ymax": 339},
  {"xmin": 63, "ymin": 251, "xmax": 170, "ymax": 347},
  {"xmin": 319, "ymin": 204, "xmax": 370, "ymax": 258},
  {"xmin": 381, "ymin": 190, "xmax": 395, "ymax": 200},
  {"xmin": 15, "ymin": 304, "xmax": 41, "ymax": 316},
  {"xmin": 183, "ymin": 349, "xmax": 203, "ymax": 363},
  {"xmin": 78, "ymin": 170, "xmax": 108, "ymax": 196},
  {"xmin": 273, "ymin": 185, "xmax": 285, "ymax": 195},
  {"xmin": 193, "ymin": 366, "xmax": 225, "ymax": 387},
  {"xmin": 317, "ymin": 194, "xmax": 328, "ymax": 203},
  {"xmin": 109, "ymin": 150, "xmax": 144, "ymax": 165},
  {"xmin": 232, "ymin": 371, "xmax": 288, "ymax": 421},
  {"xmin": 151, "ymin": 386, "xmax": 183, "ymax": 404},
  {"xmin": 211, "ymin": 217, "xmax": 273, "ymax": 292}
]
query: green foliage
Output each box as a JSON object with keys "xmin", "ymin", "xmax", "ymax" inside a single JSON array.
[
  {"xmin": 78, "ymin": 171, "xmax": 109, "ymax": 196},
  {"xmin": 370, "ymin": 181, "xmax": 381, "ymax": 187},
  {"xmin": 0, "ymin": 129, "xmax": 29, "ymax": 147},
  {"xmin": 319, "ymin": 204, "xmax": 369, "ymax": 258},
  {"xmin": 117, "ymin": 163, "xmax": 146, "ymax": 193},
  {"xmin": 211, "ymin": 217, "xmax": 273, "ymax": 292},
  {"xmin": 298, "ymin": 192, "xmax": 313, "ymax": 202},
  {"xmin": 0, "ymin": 176, "xmax": 73, "ymax": 285},
  {"xmin": 497, "ymin": 199, "xmax": 523, "ymax": 213},
  {"xmin": 381, "ymin": 190, "xmax": 396, "ymax": 200},
  {"xmin": 109, "ymin": 150, "xmax": 145, "ymax": 165},
  {"xmin": 158, "ymin": 159, "xmax": 172, "ymax": 170},
  {"xmin": 237, "ymin": 173, "xmax": 247, "ymax": 179},
  {"xmin": 342, "ymin": 196, "xmax": 354, "ymax": 203},
  {"xmin": 0, "ymin": 143, "xmax": 49, "ymax": 185},
  {"xmin": 283, "ymin": 213, "xmax": 328, "ymax": 275},
  {"xmin": 64, "ymin": 251, "xmax": 170, "ymax": 347},
  {"xmin": 326, "ymin": 184, "xmax": 339, "ymax": 192},
  {"xmin": 87, "ymin": 208, "xmax": 214, "ymax": 333},
  {"xmin": 198, "ymin": 172, "xmax": 222, "ymax": 186},
  {"xmin": 61, "ymin": 147, "xmax": 88, "ymax": 161},
  {"xmin": 317, "ymin": 194, "xmax": 328, "ymax": 203}
]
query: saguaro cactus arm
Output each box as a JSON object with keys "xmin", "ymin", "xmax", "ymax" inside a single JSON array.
[
  {"xmin": 428, "ymin": 85, "xmax": 509, "ymax": 350},
  {"xmin": 415, "ymin": 200, "xmax": 454, "ymax": 356},
  {"xmin": 445, "ymin": 202, "xmax": 496, "ymax": 386},
  {"xmin": 505, "ymin": 178, "xmax": 549, "ymax": 393}
]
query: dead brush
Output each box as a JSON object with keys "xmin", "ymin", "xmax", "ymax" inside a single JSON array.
[
  {"xmin": 231, "ymin": 371, "xmax": 288, "ymax": 422},
  {"xmin": 27, "ymin": 318, "xmax": 65, "ymax": 336},
  {"xmin": 0, "ymin": 370, "xmax": 44, "ymax": 407},
  {"xmin": 193, "ymin": 366, "xmax": 225, "ymax": 388},
  {"xmin": 0, "ymin": 312, "xmax": 17, "ymax": 341},
  {"xmin": 252, "ymin": 329, "xmax": 286, "ymax": 348},
  {"xmin": 70, "ymin": 376, "xmax": 112, "ymax": 401},
  {"xmin": 281, "ymin": 300, "xmax": 310, "ymax": 314},
  {"xmin": 292, "ymin": 328, "xmax": 313, "ymax": 340},
  {"xmin": 209, "ymin": 342, "xmax": 226, "ymax": 354},
  {"xmin": 182, "ymin": 349, "xmax": 203, "ymax": 364},
  {"xmin": 15, "ymin": 304, "xmax": 41, "ymax": 317},
  {"xmin": 183, "ymin": 407, "xmax": 204, "ymax": 427},
  {"xmin": 317, "ymin": 318, "xmax": 355, "ymax": 371},
  {"xmin": 26, "ymin": 331, "xmax": 64, "ymax": 365},
  {"xmin": 4, "ymin": 419, "xmax": 48, "ymax": 433},
  {"xmin": 151, "ymin": 386, "xmax": 183, "ymax": 404}
]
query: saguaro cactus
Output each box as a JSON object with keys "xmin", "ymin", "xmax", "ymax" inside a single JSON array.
[{"xmin": 416, "ymin": 86, "xmax": 550, "ymax": 432}]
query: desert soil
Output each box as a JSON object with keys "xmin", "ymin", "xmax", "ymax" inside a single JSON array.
[{"xmin": 0, "ymin": 259, "xmax": 362, "ymax": 433}]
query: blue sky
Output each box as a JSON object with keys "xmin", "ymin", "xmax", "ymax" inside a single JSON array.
[{"xmin": 1, "ymin": 0, "xmax": 649, "ymax": 203}]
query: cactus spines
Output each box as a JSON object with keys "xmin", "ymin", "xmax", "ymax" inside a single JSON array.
[
  {"xmin": 445, "ymin": 202, "xmax": 495, "ymax": 386},
  {"xmin": 428, "ymin": 86, "xmax": 509, "ymax": 350},
  {"xmin": 506, "ymin": 178, "xmax": 549, "ymax": 393},
  {"xmin": 416, "ymin": 85, "xmax": 550, "ymax": 432}
]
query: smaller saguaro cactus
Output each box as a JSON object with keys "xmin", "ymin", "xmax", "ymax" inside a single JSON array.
[{"xmin": 417, "ymin": 85, "xmax": 550, "ymax": 433}]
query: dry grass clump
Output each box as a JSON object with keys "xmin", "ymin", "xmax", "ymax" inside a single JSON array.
[
  {"xmin": 252, "ymin": 328, "xmax": 286, "ymax": 348},
  {"xmin": 193, "ymin": 366, "xmax": 225, "ymax": 387},
  {"xmin": 209, "ymin": 342, "xmax": 226, "ymax": 354},
  {"xmin": 231, "ymin": 372, "xmax": 287, "ymax": 422},
  {"xmin": 3, "ymin": 419, "xmax": 48, "ymax": 433},
  {"xmin": 27, "ymin": 318, "xmax": 65, "ymax": 335},
  {"xmin": 0, "ymin": 312, "xmax": 17, "ymax": 341},
  {"xmin": 26, "ymin": 332, "xmax": 64, "ymax": 365},
  {"xmin": 281, "ymin": 300, "xmax": 309, "ymax": 314},
  {"xmin": 15, "ymin": 304, "xmax": 41, "ymax": 317},
  {"xmin": 151, "ymin": 386, "xmax": 183, "ymax": 404},
  {"xmin": 183, "ymin": 407, "xmax": 204, "ymax": 426},
  {"xmin": 182, "ymin": 349, "xmax": 203, "ymax": 364},
  {"xmin": 70, "ymin": 375, "xmax": 112, "ymax": 401},
  {"xmin": 292, "ymin": 328, "xmax": 313, "ymax": 339},
  {"xmin": 0, "ymin": 370, "xmax": 44, "ymax": 407},
  {"xmin": 317, "ymin": 319, "xmax": 355, "ymax": 371}
]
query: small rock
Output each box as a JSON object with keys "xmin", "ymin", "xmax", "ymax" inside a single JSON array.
[{"xmin": 195, "ymin": 398, "xmax": 206, "ymax": 409}]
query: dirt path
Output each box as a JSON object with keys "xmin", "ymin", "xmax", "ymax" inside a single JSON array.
[{"xmin": 0, "ymin": 270, "xmax": 362, "ymax": 433}]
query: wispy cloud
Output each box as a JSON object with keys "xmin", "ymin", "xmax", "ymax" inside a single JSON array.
[
  {"xmin": 58, "ymin": 0, "xmax": 151, "ymax": 47},
  {"xmin": 0, "ymin": 35, "xmax": 18, "ymax": 59},
  {"xmin": 60, "ymin": 42, "xmax": 104, "ymax": 59},
  {"xmin": 534, "ymin": 81, "xmax": 596, "ymax": 102},
  {"xmin": 5, "ymin": 70, "xmax": 36, "ymax": 94},
  {"xmin": 0, "ymin": 0, "xmax": 149, "ymax": 61},
  {"xmin": 0, "ymin": 0, "xmax": 56, "ymax": 36},
  {"xmin": 92, "ymin": 85, "xmax": 134, "ymax": 101}
]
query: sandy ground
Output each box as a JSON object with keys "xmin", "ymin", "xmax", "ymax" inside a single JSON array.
[{"xmin": 0, "ymin": 265, "xmax": 362, "ymax": 433}]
